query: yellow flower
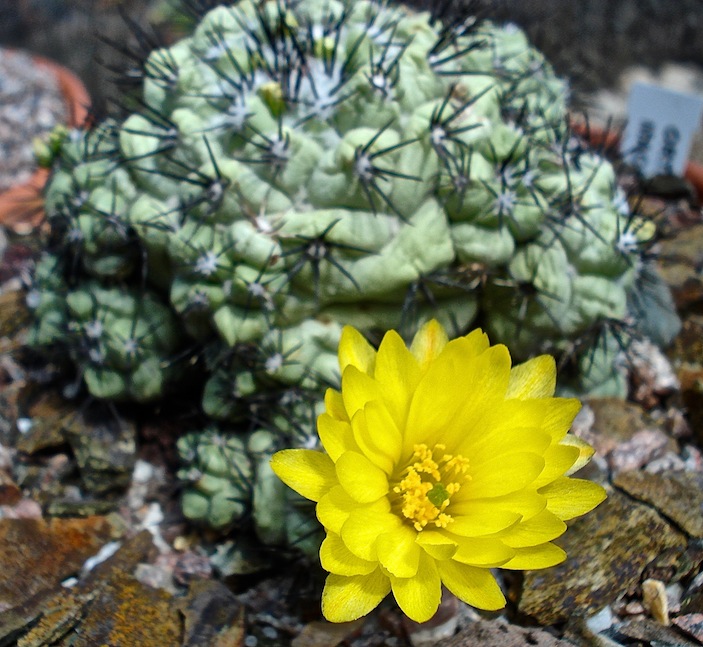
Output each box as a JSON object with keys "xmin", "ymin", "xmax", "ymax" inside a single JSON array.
[{"xmin": 271, "ymin": 321, "xmax": 606, "ymax": 623}]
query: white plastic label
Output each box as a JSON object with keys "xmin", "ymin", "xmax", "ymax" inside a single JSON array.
[{"xmin": 621, "ymin": 82, "xmax": 703, "ymax": 177}]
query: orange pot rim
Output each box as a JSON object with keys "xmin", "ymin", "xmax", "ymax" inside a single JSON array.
[
  {"xmin": 28, "ymin": 51, "xmax": 91, "ymax": 128},
  {"xmin": 570, "ymin": 117, "xmax": 703, "ymax": 202},
  {"xmin": 0, "ymin": 49, "xmax": 91, "ymax": 234}
]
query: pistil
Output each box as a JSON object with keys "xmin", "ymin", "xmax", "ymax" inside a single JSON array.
[{"xmin": 392, "ymin": 443, "xmax": 470, "ymax": 531}]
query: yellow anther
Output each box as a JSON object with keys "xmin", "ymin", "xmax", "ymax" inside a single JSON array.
[{"xmin": 392, "ymin": 443, "xmax": 470, "ymax": 532}]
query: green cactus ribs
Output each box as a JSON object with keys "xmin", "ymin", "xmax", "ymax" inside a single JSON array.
[
  {"xmin": 28, "ymin": 0, "xmax": 678, "ymax": 545},
  {"xmin": 177, "ymin": 397, "xmax": 323, "ymax": 556}
]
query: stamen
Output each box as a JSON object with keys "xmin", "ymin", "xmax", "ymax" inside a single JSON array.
[{"xmin": 392, "ymin": 443, "xmax": 470, "ymax": 531}]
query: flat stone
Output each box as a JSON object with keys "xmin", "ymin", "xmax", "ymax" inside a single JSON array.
[
  {"xmin": 63, "ymin": 405, "xmax": 136, "ymax": 495},
  {"xmin": 657, "ymin": 223, "xmax": 703, "ymax": 311},
  {"xmin": 291, "ymin": 619, "xmax": 364, "ymax": 647},
  {"xmin": 403, "ymin": 592, "xmax": 460, "ymax": 647},
  {"xmin": 0, "ymin": 471, "xmax": 22, "ymax": 506},
  {"xmin": 673, "ymin": 613, "xmax": 703, "ymax": 643},
  {"xmin": 643, "ymin": 543, "xmax": 701, "ymax": 584},
  {"xmin": 520, "ymin": 490, "xmax": 686, "ymax": 625},
  {"xmin": 576, "ymin": 398, "xmax": 676, "ymax": 474},
  {"xmin": 0, "ymin": 516, "xmax": 114, "ymax": 611},
  {"xmin": 45, "ymin": 499, "xmax": 120, "ymax": 517},
  {"xmin": 614, "ymin": 470, "xmax": 703, "ymax": 538},
  {"xmin": 21, "ymin": 569, "xmax": 182, "ymax": 647},
  {"xmin": 608, "ymin": 429, "xmax": 675, "ymax": 474},
  {"xmin": 669, "ymin": 316, "xmax": 703, "ymax": 366},
  {"xmin": 442, "ymin": 618, "xmax": 573, "ymax": 647},
  {"xmin": 15, "ymin": 389, "xmax": 75, "ymax": 455},
  {"xmin": 607, "ymin": 618, "xmax": 700, "ymax": 646},
  {"xmin": 682, "ymin": 568, "xmax": 703, "ymax": 614},
  {"xmin": 670, "ymin": 319, "xmax": 703, "ymax": 445},
  {"xmin": 175, "ymin": 579, "xmax": 246, "ymax": 647},
  {"xmin": 586, "ymin": 398, "xmax": 666, "ymax": 444},
  {"xmin": 81, "ymin": 530, "xmax": 155, "ymax": 586}
]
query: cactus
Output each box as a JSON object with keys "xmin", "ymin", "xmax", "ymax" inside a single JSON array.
[
  {"xmin": 177, "ymin": 403, "xmax": 322, "ymax": 555},
  {"xmin": 177, "ymin": 427, "xmax": 253, "ymax": 530},
  {"xmin": 28, "ymin": 1, "xmax": 674, "ymax": 542}
]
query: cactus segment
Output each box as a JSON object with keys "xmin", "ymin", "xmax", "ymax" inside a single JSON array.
[{"xmin": 28, "ymin": 0, "xmax": 677, "ymax": 544}]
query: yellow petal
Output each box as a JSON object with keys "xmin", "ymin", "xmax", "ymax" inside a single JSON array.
[
  {"xmin": 532, "ymin": 444, "xmax": 581, "ymax": 489},
  {"xmin": 374, "ymin": 330, "xmax": 422, "ymax": 428},
  {"xmin": 339, "ymin": 325, "xmax": 376, "ymax": 376},
  {"xmin": 467, "ymin": 398, "xmax": 578, "ymax": 448},
  {"xmin": 341, "ymin": 503, "xmax": 400, "ymax": 561},
  {"xmin": 540, "ymin": 398, "xmax": 582, "ymax": 441},
  {"xmin": 409, "ymin": 319, "xmax": 449, "ymax": 369},
  {"xmin": 351, "ymin": 401, "xmax": 402, "ymax": 474},
  {"xmin": 466, "ymin": 453, "xmax": 545, "ymax": 499},
  {"xmin": 318, "ymin": 413, "xmax": 357, "ymax": 462},
  {"xmin": 452, "ymin": 399, "xmax": 548, "ymax": 458},
  {"xmin": 539, "ymin": 476, "xmax": 607, "ymax": 521},
  {"xmin": 341, "ymin": 366, "xmax": 383, "ymax": 419},
  {"xmin": 561, "ymin": 435, "xmax": 596, "ymax": 475},
  {"xmin": 404, "ymin": 348, "xmax": 468, "ymax": 449},
  {"xmin": 444, "ymin": 328, "xmax": 491, "ymax": 361},
  {"xmin": 449, "ymin": 510, "xmax": 522, "ymax": 537},
  {"xmin": 415, "ymin": 531, "xmax": 458, "ymax": 561},
  {"xmin": 451, "ymin": 490, "xmax": 547, "ymax": 523},
  {"xmin": 336, "ymin": 451, "xmax": 389, "ymax": 503},
  {"xmin": 471, "ymin": 398, "xmax": 548, "ymax": 433},
  {"xmin": 324, "ymin": 388, "xmax": 349, "ymax": 422},
  {"xmin": 317, "ymin": 484, "xmax": 359, "ymax": 534},
  {"xmin": 322, "ymin": 570, "xmax": 391, "ymax": 623},
  {"xmin": 466, "ymin": 428, "xmax": 551, "ymax": 469},
  {"xmin": 320, "ymin": 532, "xmax": 378, "ymax": 576},
  {"xmin": 437, "ymin": 561, "xmax": 506, "ymax": 611},
  {"xmin": 377, "ymin": 525, "xmax": 421, "ymax": 578},
  {"xmin": 435, "ymin": 345, "xmax": 512, "ymax": 450},
  {"xmin": 500, "ymin": 542, "xmax": 567, "ymax": 570},
  {"xmin": 451, "ymin": 536, "xmax": 515, "ymax": 567},
  {"xmin": 498, "ymin": 509, "xmax": 567, "ymax": 548},
  {"xmin": 405, "ymin": 344, "xmax": 510, "ymax": 454},
  {"xmin": 506, "ymin": 355, "xmax": 556, "ymax": 400},
  {"xmin": 390, "ymin": 552, "xmax": 442, "ymax": 623},
  {"xmin": 270, "ymin": 449, "xmax": 337, "ymax": 502}
]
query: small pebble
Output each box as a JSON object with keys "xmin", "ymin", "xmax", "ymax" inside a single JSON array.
[
  {"xmin": 586, "ymin": 605, "xmax": 615, "ymax": 633},
  {"xmin": 15, "ymin": 418, "xmax": 32, "ymax": 435},
  {"xmin": 608, "ymin": 429, "xmax": 669, "ymax": 473},
  {"xmin": 666, "ymin": 582, "xmax": 683, "ymax": 615},
  {"xmin": 645, "ymin": 452, "xmax": 686, "ymax": 473},
  {"xmin": 624, "ymin": 601, "xmax": 645, "ymax": 616},
  {"xmin": 642, "ymin": 578, "xmax": 669, "ymax": 626},
  {"xmin": 682, "ymin": 445, "xmax": 703, "ymax": 472},
  {"xmin": 262, "ymin": 626, "xmax": 278, "ymax": 640},
  {"xmin": 666, "ymin": 408, "xmax": 692, "ymax": 439},
  {"xmin": 132, "ymin": 460, "xmax": 155, "ymax": 483}
]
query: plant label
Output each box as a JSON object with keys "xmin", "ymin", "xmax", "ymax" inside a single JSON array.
[{"xmin": 622, "ymin": 82, "xmax": 703, "ymax": 178}]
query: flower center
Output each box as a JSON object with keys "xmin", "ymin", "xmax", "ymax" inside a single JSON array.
[{"xmin": 392, "ymin": 444, "xmax": 470, "ymax": 532}]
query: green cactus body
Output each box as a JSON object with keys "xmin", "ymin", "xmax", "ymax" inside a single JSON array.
[
  {"xmin": 177, "ymin": 428, "xmax": 253, "ymax": 529},
  {"xmin": 29, "ymin": 0, "xmax": 677, "ymax": 544}
]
